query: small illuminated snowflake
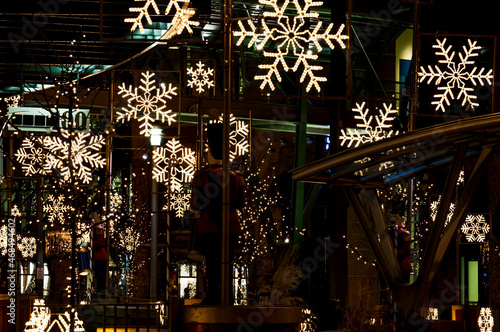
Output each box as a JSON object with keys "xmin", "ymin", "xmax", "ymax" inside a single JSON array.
[
  {"xmin": 17, "ymin": 236, "xmax": 36, "ymax": 258},
  {"xmin": 11, "ymin": 205, "xmax": 21, "ymax": 217},
  {"xmin": 15, "ymin": 136, "xmax": 50, "ymax": 176},
  {"xmin": 461, "ymin": 214, "xmax": 490, "ymax": 243},
  {"xmin": 125, "ymin": 0, "xmax": 199, "ymax": 35},
  {"xmin": 119, "ymin": 226, "xmax": 141, "ymax": 253},
  {"xmin": 426, "ymin": 307, "xmax": 439, "ymax": 320},
  {"xmin": 117, "ymin": 71, "xmax": 178, "ymax": 136},
  {"xmin": 478, "ymin": 307, "xmax": 494, "ymax": 332},
  {"xmin": 4, "ymin": 95, "xmax": 20, "ymax": 107},
  {"xmin": 44, "ymin": 194, "xmax": 71, "ymax": 225},
  {"xmin": 152, "ymin": 138, "xmax": 196, "ymax": 192},
  {"xmin": 164, "ymin": 191, "xmax": 190, "ymax": 218},
  {"xmin": 419, "ymin": 38, "xmax": 493, "ymax": 112},
  {"xmin": 187, "ymin": 61, "xmax": 214, "ymax": 93},
  {"xmin": 24, "ymin": 299, "xmax": 51, "ymax": 332},
  {"xmin": 211, "ymin": 114, "xmax": 250, "ymax": 162},
  {"xmin": 339, "ymin": 102, "xmax": 399, "ymax": 148},
  {"xmin": 110, "ymin": 192, "xmax": 123, "ymax": 212},
  {"xmin": 42, "ymin": 132, "xmax": 106, "ymax": 184},
  {"xmin": 234, "ymin": 0, "xmax": 347, "ymax": 93}
]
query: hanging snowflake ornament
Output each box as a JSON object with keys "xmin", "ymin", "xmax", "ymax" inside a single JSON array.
[
  {"xmin": 187, "ymin": 61, "xmax": 215, "ymax": 93},
  {"xmin": 152, "ymin": 138, "xmax": 196, "ymax": 192},
  {"xmin": 4, "ymin": 94, "xmax": 20, "ymax": 107},
  {"xmin": 418, "ymin": 38, "xmax": 493, "ymax": 112},
  {"xmin": 164, "ymin": 191, "xmax": 191, "ymax": 218},
  {"xmin": 430, "ymin": 196, "xmax": 455, "ymax": 227},
  {"xmin": 11, "ymin": 205, "xmax": 21, "ymax": 217},
  {"xmin": 15, "ymin": 137, "xmax": 50, "ymax": 176},
  {"xmin": 17, "ymin": 236, "xmax": 36, "ymax": 259},
  {"xmin": 210, "ymin": 114, "xmax": 250, "ymax": 162},
  {"xmin": 24, "ymin": 299, "xmax": 51, "ymax": 332},
  {"xmin": 44, "ymin": 194, "xmax": 71, "ymax": 225},
  {"xmin": 461, "ymin": 214, "xmax": 490, "ymax": 243},
  {"xmin": 339, "ymin": 102, "xmax": 399, "ymax": 148},
  {"xmin": 125, "ymin": 0, "xmax": 199, "ymax": 35},
  {"xmin": 118, "ymin": 226, "xmax": 142, "ymax": 254},
  {"xmin": 42, "ymin": 132, "xmax": 106, "ymax": 184},
  {"xmin": 234, "ymin": 0, "xmax": 348, "ymax": 93},
  {"xmin": 478, "ymin": 307, "xmax": 494, "ymax": 332},
  {"xmin": 117, "ymin": 71, "xmax": 178, "ymax": 136}
]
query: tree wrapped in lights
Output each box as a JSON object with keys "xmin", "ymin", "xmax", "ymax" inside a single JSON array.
[
  {"xmin": 234, "ymin": 0, "xmax": 348, "ymax": 92},
  {"xmin": 117, "ymin": 71, "xmax": 178, "ymax": 136}
]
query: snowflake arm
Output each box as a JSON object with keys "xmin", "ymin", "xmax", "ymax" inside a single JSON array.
[
  {"xmin": 165, "ymin": 0, "xmax": 200, "ymax": 35},
  {"xmin": 124, "ymin": 0, "xmax": 161, "ymax": 33}
]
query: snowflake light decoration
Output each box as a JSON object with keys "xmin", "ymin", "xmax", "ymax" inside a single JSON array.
[
  {"xmin": 4, "ymin": 94, "xmax": 20, "ymax": 107},
  {"xmin": 15, "ymin": 137, "xmax": 50, "ymax": 176},
  {"xmin": 117, "ymin": 71, "xmax": 178, "ymax": 136},
  {"xmin": 164, "ymin": 191, "xmax": 191, "ymax": 218},
  {"xmin": 125, "ymin": 0, "xmax": 199, "ymax": 35},
  {"xmin": 478, "ymin": 307, "xmax": 494, "ymax": 332},
  {"xmin": 430, "ymin": 197, "xmax": 455, "ymax": 228},
  {"xmin": 152, "ymin": 138, "xmax": 196, "ymax": 192},
  {"xmin": 11, "ymin": 205, "xmax": 22, "ymax": 217},
  {"xmin": 426, "ymin": 307, "xmax": 439, "ymax": 321},
  {"xmin": 461, "ymin": 214, "xmax": 490, "ymax": 243},
  {"xmin": 187, "ymin": 61, "xmax": 215, "ymax": 93},
  {"xmin": 24, "ymin": 299, "xmax": 51, "ymax": 332},
  {"xmin": 418, "ymin": 38, "xmax": 493, "ymax": 112},
  {"xmin": 44, "ymin": 194, "xmax": 71, "ymax": 225},
  {"xmin": 18, "ymin": 236, "xmax": 36, "ymax": 259},
  {"xmin": 42, "ymin": 132, "xmax": 106, "ymax": 184},
  {"xmin": 234, "ymin": 0, "xmax": 348, "ymax": 93},
  {"xmin": 211, "ymin": 114, "xmax": 250, "ymax": 162},
  {"xmin": 339, "ymin": 102, "xmax": 399, "ymax": 148},
  {"xmin": 118, "ymin": 226, "xmax": 141, "ymax": 254},
  {"xmin": 46, "ymin": 311, "xmax": 86, "ymax": 332}
]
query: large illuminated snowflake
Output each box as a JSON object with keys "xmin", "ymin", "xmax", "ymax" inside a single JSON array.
[
  {"xmin": 15, "ymin": 137, "xmax": 50, "ymax": 176},
  {"xmin": 44, "ymin": 194, "xmax": 71, "ymax": 225},
  {"xmin": 187, "ymin": 61, "xmax": 214, "ymax": 93},
  {"xmin": 478, "ymin": 307, "xmax": 494, "ymax": 332},
  {"xmin": 418, "ymin": 38, "xmax": 493, "ymax": 112},
  {"xmin": 430, "ymin": 197, "xmax": 455, "ymax": 227},
  {"xmin": 234, "ymin": 0, "xmax": 348, "ymax": 93},
  {"xmin": 17, "ymin": 236, "xmax": 36, "ymax": 258},
  {"xmin": 42, "ymin": 132, "xmax": 106, "ymax": 184},
  {"xmin": 211, "ymin": 114, "xmax": 250, "ymax": 162},
  {"xmin": 24, "ymin": 299, "xmax": 51, "ymax": 332},
  {"xmin": 117, "ymin": 71, "xmax": 178, "ymax": 136},
  {"xmin": 125, "ymin": 0, "xmax": 199, "ymax": 35},
  {"xmin": 164, "ymin": 191, "xmax": 191, "ymax": 218},
  {"xmin": 339, "ymin": 102, "xmax": 399, "ymax": 148},
  {"xmin": 461, "ymin": 214, "xmax": 490, "ymax": 243},
  {"xmin": 152, "ymin": 138, "xmax": 196, "ymax": 192}
]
